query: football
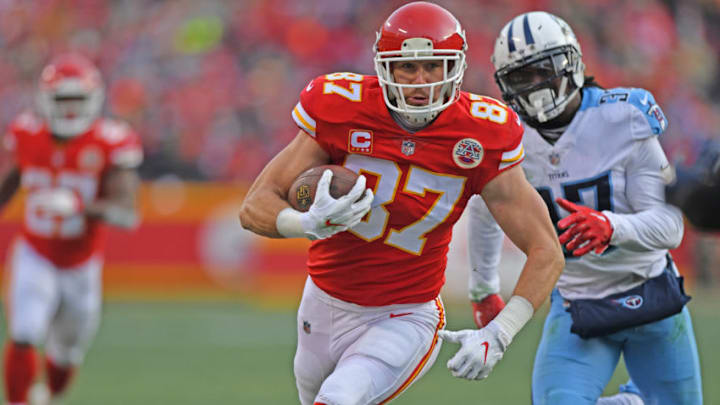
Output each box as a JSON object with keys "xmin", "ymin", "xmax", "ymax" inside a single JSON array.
[{"xmin": 288, "ymin": 165, "xmax": 359, "ymax": 212}]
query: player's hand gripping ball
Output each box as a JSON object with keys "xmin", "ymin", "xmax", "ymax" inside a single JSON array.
[
  {"xmin": 29, "ymin": 187, "xmax": 84, "ymax": 218},
  {"xmin": 288, "ymin": 165, "xmax": 361, "ymax": 212},
  {"xmin": 286, "ymin": 166, "xmax": 374, "ymax": 240}
]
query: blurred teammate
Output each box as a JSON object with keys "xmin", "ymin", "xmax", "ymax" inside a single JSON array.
[
  {"xmin": 666, "ymin": 149, "xmax": 720, "ymax": 230},
  {"xmin": 672, "ymin": 182, "xmax": 720, "ymax": 230},
  {"xmin": 466, "ymin": 12, "xmax": 702, "ymax": 405},
  {"xmin": 0, "ymin": 53, "xmax": 143, "ymax": 405},
  {"xmin": 239, "ymin": 2, "xmax": 564, "ymax": 403}
]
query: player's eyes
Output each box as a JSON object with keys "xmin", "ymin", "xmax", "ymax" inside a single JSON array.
[
  {"xmin": 424, "ymin": 62, "xmax": 442, "ymax": 71},
  {"xmin": 507, "ymin": 70, "xmax": 547, "ymax": 84}
]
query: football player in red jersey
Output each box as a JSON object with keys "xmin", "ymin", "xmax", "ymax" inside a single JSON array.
[
  {"xmin": 0, "ymin": 53, "xmax": 142, "ymax": 405},
  {"xmin": 239, "ymin": 2, "xmax": 564, "ymax": 403}
]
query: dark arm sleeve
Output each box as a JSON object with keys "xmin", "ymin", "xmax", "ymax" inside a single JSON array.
[{"xmin": 681, "ymin": 183, "xmax": 720, "ymax": 230}]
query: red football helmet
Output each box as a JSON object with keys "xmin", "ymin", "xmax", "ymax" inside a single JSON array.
[
  {"xmin": 36, "ymin": 53, "xmax": 105, "ymax": 138},
  {"xmin": 374, "ymin": 2, "xmax": 467, "ymax": 125}
]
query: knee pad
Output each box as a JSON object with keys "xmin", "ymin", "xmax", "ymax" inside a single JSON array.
[
  {"xmin": 43, "ymin": 340, "xmax": 83, "ymax": 366},
  {"xmin": 295, "ymin": 348, "xmax": 334, "ymax": 405},
  {"xmin": 9, "ymin": 320, "xmax": 47, "ymax": 347},
  {"xmin": 44, "ymin": 323, "xmax": 98, "ymax": 366},
  {"xmin": 316, "ymin": 360, "xmax": 375, "ymax": 405}
]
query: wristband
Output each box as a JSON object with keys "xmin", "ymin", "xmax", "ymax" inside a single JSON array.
[
  {"xmin": 276, "ymin": 207, "xmax": 306, "ymax": 238},
  {"xmin": 103, "ymin": 206, "xmax": 138, "ymax": 228},
  {"xmin": 491, "ymin": 295, "xmax": 534, "ymax": 340}
]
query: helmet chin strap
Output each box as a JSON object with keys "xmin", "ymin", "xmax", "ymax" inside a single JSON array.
[
  {"xmin": 390, "ymin": 109, "xmax": 434, "ymax": 132},
  {"xmin": 397, "ymin": 106, "xmax": 440, "ymax": 126},
  {"xmin": 388, "ymin": 84, "xmax": 445, "ymax": 126},
  {"xmin": 527, "ymin": 89, "xmax": 553, "ymax": 123}
]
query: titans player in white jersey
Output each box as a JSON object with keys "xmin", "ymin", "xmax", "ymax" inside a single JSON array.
[{"xmin": 460, "ymin": 12, "xmax": 703, "ymax": 405}]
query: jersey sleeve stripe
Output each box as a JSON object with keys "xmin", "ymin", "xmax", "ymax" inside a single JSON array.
[
  {"xmin": 501, "ymin": 143, "xmax": 524, "ymax": 162},
  {"xmin": 499, "ymin": 156, "xmax": 524, "ymax": 170},
  {"xmin": 499, "ymin": 145, "xmax": 525, "ymax": 170},
  {"xmin": 292, "ymin": 103, "xmax": 316, "ymax": 136}
]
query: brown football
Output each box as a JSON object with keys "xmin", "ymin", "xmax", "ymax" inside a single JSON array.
[{"xmin": 288, "ymin": 165, "xmax": 360, "ymax": 212}]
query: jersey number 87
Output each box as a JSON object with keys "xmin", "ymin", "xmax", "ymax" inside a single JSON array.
[{"xmin": 344, "ymin": 154, "xmax": 465, "ymax": 255}]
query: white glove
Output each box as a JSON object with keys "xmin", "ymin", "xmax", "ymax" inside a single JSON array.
[
  {"xmin": 29, "ymin": 187, "xmax": 84, "ymax": 218},
  {"xmin": 438, "ymin": 321, "xmax": 512, "ymax": 380},
  {"xmin": 277, "ymin": 169, "xmax": 374, "ymax": 240}
]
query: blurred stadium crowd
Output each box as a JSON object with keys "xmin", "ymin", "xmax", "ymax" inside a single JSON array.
[{"xmin": 0, "ymin": 0, "xmax": 717, "ymax": 182}]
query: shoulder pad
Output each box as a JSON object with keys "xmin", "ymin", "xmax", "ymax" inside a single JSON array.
[
  {"xmin": 580, "ymin": 87, "xmax": 667, "ymax": 136},
  {"xmin": 464, "ymin": 92, "xmax": 516, "ymax": 123},
  {"xmin": 463, "ymin": 92, "xmax": 523, "ymax": 143},
  {"xmin": 97, "ymin": 119, "xmax": 143, "ymax": 168},
  {"xmin": 467, "ymin": 93, "xmax": 510, "ymax": 110},
  {"xmin": 95, "ymin": 119, "xmax": 134, "ymax": 145},
  {"xmin": 625, "ymin": 88, "xmax": 667, "ymax": 135},
  {"xmin": 293, "ymin": 73, "xmax": 371, "ymax": 137},
  {"xmin": 458, "ymin": 92, "xmax": 524, "ymax": 171}
]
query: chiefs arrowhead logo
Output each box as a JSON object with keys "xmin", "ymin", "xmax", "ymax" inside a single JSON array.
[{"xmin": 453, "ymin": 138, "xmax": 484, "ymax": 169}]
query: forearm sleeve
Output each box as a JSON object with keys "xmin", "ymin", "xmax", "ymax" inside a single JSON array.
[
  {"xmin": 467, "ymin": 195, "xmax": 504, "ymax": 300},
  {"xmin": 603, "ymin": 137, "xmax": 684, "ymax": 251}
]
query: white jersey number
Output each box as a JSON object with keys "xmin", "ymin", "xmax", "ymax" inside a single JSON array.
[
  {"xmin": 344, "ymin": 155, "xmax": 466, "ymax": 255},
  {"xmin": 469, "ymin": 94, "xmax": 508, "ymax": 124},
  {"xmin": 23, "ymin": 167, "xmax": 98, "ymax": 238},
  {"xmin": 323, "ymin": 72, "xmax": 364, "ymax": 102},
  {"xmin": 536, "ymin": 171, "xmax": 613, "ymax": 258}
]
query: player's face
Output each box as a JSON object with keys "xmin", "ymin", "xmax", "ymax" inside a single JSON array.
[
  {"xmin": 500, "ymin": 56, "xmax": 564, "ymax": 96},
  {"xmin": 391, "ymin": 60, "xmax": 445, "ymax": 105},
  {"xmin": 504, "ymin": 63, "xmax": 555, "ymax": 93},
  {"xmin": 52, "ymin": 95, "xmax": 88, "ymax": 120}
]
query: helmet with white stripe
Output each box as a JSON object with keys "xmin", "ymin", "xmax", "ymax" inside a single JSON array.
[{"xmin": 491, "ymin": 12, "xmax": 584, "ymax": 125}]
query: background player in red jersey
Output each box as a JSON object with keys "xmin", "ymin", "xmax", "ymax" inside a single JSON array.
[
  {"xmin": 0, "ymin": 53, "xmax": 142, "ymax": 405},
  {"xmin": 239, "ymin": 2, "xmax": 564, "ymax": 403}
]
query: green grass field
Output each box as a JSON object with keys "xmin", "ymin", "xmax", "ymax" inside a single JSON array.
[{"xmin": 2, "ymin": 292, "xmax": 718, "ymax": 404}]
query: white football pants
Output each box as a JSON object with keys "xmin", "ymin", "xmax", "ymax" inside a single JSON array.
[
  {"xmin": 294, "ymin": 277, "xmax": 445, "ymax": 405},
  {"xmin": 5, "ymin": 238, "xmax": 102, "ymax": 366}
]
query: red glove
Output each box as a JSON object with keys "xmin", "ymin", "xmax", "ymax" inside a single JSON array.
[
  {"xmin": 556, "ymin": 198, "xmax": 613, "ymax": 256},
  {"xmin": 471, "ymin": 294, "xmax": 505, "ymax": 328}
]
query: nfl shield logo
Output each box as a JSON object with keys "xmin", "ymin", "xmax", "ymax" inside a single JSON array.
[
  {"xmin": 549, "ymin": 151, "xmax": 561, "ymax": 166},
  {"xmin": 401, "ymin": 139, "xmax": 415, "ymax": 156},
  {"xmin": 302, "ymin": 320, "xmax": 311, "ymax": 334}
]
